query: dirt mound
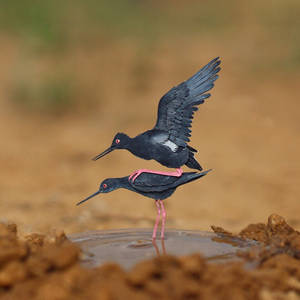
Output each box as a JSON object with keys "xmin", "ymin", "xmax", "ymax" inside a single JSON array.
[{"xmin": 1, "ymin": 214, "xmax": 300, "ymax": 299}]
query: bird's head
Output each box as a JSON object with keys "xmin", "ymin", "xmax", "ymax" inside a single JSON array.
[
  {"xmin": 110, "ymin": 132, "xmax": 130, "ymax": 149},
  {"xmin": 76, "ymin": 178, "xmax": 119, "ymax": 206},
  {"xmin": 99, "ymin": 178, "xmax": 118, "ymax": 193},
  {"xmin": 92, "ymin": 132, "xmax": 130, "ymax": 161}
]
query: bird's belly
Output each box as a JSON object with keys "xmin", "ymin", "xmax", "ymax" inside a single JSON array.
[
  {"xmin": 152, "ymin": 147, "xmax": 188, "ymax": 168},
  {"xmin": 139, "ymin": 189, "xmax": 175, "ymax": 201}
]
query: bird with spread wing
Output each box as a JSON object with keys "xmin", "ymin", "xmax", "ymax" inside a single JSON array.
[{"xmin": 92, "ymin": 57, "xmax": 221, "ymax": 181}]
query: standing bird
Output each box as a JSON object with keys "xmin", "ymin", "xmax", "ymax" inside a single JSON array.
[
  {"xmin": 93, "ymin": 57, "xmax": 220, "ymax": 181},
  {"xmin": 77, "ymin": 169, "xmax": 211, "ymax": 240}
]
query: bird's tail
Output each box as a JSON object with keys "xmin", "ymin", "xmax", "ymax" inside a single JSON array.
[
  {"xmin": 187, "ymin": 145, "xmax": 197, "ymax": 152},
  {"xmin": 185, "ymin": 150, "xmax": 202, "ymax": 171},
  {"xmin": 175, "ymin": 169, "xmax": 212, "ymax": 188}
]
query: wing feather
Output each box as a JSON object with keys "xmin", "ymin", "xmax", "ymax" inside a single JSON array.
[
  {"xmin": 130, "ymin": 171, "xmax": 211, "ymax": 192},
  {"xmin": 130, "ymin": 173, "xmax": 179, "ymax": 192},
  {"xmin": 154, "ymin": 57, "xmax": 221, "ymax": 147}
]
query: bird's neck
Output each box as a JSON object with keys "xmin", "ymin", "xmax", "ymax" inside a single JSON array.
[{"xmin": 115, "ymin": 176, "xmax": 134, "ymax": 191}]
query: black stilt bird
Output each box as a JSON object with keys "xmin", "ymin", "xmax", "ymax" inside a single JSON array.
[
  {"xmin": 93, "ymin": 57, "xmax": 220, "ymax": 181},
  {"xmin": 77, "ymin": 169, "xmax": 211, "ymax": 239}
]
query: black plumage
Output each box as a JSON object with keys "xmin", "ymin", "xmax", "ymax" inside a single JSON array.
[
  {"xmin": 92, "ymin": 58, "xmax": 221, "ymax": 172},
  {"xmin": 77, "ymin": 170, "xmax": 211, "ymax": 239},
  {"xmin": 77, "ymin": 169, "xmax": 211, "ymax": 204}
]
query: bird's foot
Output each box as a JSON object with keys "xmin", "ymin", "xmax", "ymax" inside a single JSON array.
[
  {"xmin": 129, "ymin": 168, "xmax": 183, "ymax": 183},
  {"xmin": 128, "ymin": 169, "xmax": 144, "ymax": 182}
]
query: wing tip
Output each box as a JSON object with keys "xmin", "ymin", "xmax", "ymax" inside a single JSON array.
[
  {"xmin": 187, "ymin": 57, "xmax": 221, "ymax": 87},
  {"xmin": 199, "ymin": 168, "xmax": 213, "ymax": 176},
  {"xmin": 212, "ymin": 56, "xmax": 221, "ymax": 62}
]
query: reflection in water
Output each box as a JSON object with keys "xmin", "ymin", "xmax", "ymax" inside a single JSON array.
[{"xmin": 152, "ymin": 238, "xmax": 166, "ymax": 256}]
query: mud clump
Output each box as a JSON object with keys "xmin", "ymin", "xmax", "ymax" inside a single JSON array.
[
  {"xmin": 1, "ymin": 215, "xmax": 300, "ymax": 299},
  {"xmin": 213, "ymin": 214, "xmax": 300, "ymax": 263}
]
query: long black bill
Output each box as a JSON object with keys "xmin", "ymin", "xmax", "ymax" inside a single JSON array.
[
  {"xmin": 92, "ymin": 146, "xmax": 114, "ymax": 161},
  {"xmin": 76, "ymin": 191, "xmax": 100, "ymax": 206}
]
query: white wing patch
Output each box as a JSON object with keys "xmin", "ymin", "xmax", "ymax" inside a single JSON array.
[{"xmin": 162, "ymin": 140, "xmax": 178, "ymax": 152}]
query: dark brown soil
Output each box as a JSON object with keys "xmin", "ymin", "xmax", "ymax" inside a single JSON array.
[{"xmin": 1, "ymin": 214, "xmax": 300, "ymax": 300}]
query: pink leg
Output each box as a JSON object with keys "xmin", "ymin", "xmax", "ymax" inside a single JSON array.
[
  {"xmin": 152, "ymin": 201, "xmax": 161, "ymax": 240},
  {"xmin": 129, "ymin": 168, "xmax": 183, "ymax": 182},
  {"xmin": 160, "ymin": 200, "xmax": 166, "ymax": 239},
  {"xmin": 152, "ymin": 239, "xmax": 160, "ymax": 256}
]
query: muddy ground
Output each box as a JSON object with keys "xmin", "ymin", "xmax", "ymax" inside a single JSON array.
[{"xmin": 0, "ymin": 214, "xmax": 300, "ymax": 300}]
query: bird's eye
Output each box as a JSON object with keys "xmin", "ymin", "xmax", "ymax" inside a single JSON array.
[
  {"xmin": 103, "ymin": 184, "xmax": 107, "ymax": 188},
  {"xmin": 115, "ymin": 139, "xmax": 120, "ymax": 144}
]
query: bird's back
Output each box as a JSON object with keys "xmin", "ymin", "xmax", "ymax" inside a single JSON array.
[{"xmin": 130, "ymin": 169, "xmax": 211, "ymax": 193}]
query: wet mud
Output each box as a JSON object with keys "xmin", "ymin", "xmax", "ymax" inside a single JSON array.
[{"xmin": 0, "ymin": 214, "xmax": 300, "ymax": 299}]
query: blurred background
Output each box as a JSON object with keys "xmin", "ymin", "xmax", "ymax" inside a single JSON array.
[{"xmin": 0, "ymin": 0, "xmax": 299, "ymax": 234}]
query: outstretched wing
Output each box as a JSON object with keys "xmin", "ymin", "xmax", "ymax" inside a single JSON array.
[{"xmin": 154, "ymin": 57, "xmax": 221, "ymax": 147}]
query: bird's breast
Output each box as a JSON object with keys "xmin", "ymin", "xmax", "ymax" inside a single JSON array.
[{"xmin": 128, "ymin": 136, "xmax": 153, "ymax": 160}]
